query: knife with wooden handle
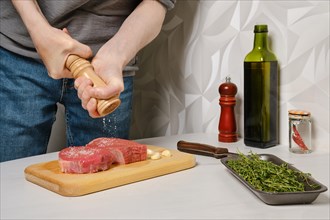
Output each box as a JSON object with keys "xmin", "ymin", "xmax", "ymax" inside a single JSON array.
[{"xmin": 177, "ymin": 140, "xmax": 236, "ymax": 159}]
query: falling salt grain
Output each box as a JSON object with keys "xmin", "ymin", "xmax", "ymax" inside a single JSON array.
[{"xmin": 101, "ymin": 115, "xmax": 118, "ymax": 136}]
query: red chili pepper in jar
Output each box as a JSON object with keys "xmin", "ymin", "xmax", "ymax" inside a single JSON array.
[{"xmin": 292, "ymin": 124, "xmax": 309, "ymax": 151}]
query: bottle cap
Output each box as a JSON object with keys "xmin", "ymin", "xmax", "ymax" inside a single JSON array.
[{"xmin": 254, "ymin": 24, "xmax": 268, "ymax": 33}]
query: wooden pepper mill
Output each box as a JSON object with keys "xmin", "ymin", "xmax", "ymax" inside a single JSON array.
[
  {"xmin": 65, "ymin": 55, "xmax": 121, "ymax": 117},
  {"xmin": 218, "ymin": 76, "xmax": 238, "ymax": 142}
]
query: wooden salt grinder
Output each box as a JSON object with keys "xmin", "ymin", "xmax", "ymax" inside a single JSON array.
[
  {"xmin": 218, "ymin": 76, "xmax": 238, "ymax": 142},
  {"xmin": 65, "ymin": 55, "xmax": 121, "ymax": 117}
]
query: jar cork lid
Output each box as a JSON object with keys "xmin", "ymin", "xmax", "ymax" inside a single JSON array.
[
  {"xmin": 288, "ymin": 110, "xmax": 311, "ymax": 120},
  {"xmin": 288, "ymin": 109, "xmax": 311, "ymax": 116}
]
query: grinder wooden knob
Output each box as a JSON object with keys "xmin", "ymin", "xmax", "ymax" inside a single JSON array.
[{"xmin": 65, "ymin": 54, "xmax": 121, "ymax": 117}]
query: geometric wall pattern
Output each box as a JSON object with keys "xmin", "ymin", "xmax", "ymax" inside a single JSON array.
[
  {"xmin": 48, "ymin": 0, "xmax": 329, "ymax": 153},
  {"xmin": 130, "ymin": 0, "xmax": 329, "ymax": 151}
]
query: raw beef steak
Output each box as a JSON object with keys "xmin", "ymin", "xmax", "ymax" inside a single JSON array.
[
  {"xmin": 86, "ymin": 138, "xmax": 148, "ymax": 164},
  {"xmin": 58, "ymin": 146, "xmax": 115, "ymax": 174},
  {"xmin": 58, "ymin": 138, "xmax": 148, "ymax": 174}
]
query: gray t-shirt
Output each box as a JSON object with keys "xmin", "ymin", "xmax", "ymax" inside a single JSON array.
[{"xmin": 0, "ymin": 0, "xmax": 175, "ymax": 74}]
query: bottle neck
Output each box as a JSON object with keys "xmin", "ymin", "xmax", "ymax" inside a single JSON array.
[{"xmin": 253, "ymin": 32, "xmax": 269, "ymax": 50}]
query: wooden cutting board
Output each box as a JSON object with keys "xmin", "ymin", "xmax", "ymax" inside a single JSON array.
[{"xmin": 24, "ymin": 145, "xmax": 196, "ymax": 197}]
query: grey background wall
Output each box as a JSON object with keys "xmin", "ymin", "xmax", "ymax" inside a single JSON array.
[{"xmin": 48, "ymin": 0, "xmax": 329, "ymax": 153}]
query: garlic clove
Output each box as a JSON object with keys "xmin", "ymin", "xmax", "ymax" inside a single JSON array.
[
  {"xmin": 150, "ymin": 152, "xmax": 161, "ymax": 160},
  {"xmin": 161, "ymin": 150, "xmax": 172, "ymax": 157}
]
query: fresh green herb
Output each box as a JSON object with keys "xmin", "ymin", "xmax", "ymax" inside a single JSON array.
[{"xmin": 227, "ymin": 152, "xmax": 319, "ymax": 192}]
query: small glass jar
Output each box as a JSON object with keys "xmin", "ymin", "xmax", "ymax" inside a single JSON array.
[{"xmin": 288, "ymin": 110, "xmax": 312, "ymax": 154}]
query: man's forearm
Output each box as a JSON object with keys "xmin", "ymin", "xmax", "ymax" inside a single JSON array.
[
  {"xmin": 97, "ymin": 0, "xmax": 167, "ymax": 69},
  {"xmin": 11, "ymin": 0, "xmax": 49, "ymax": 40},
  {"xmin": 11, "ymin": 0, "xmax": 93, "ymax": 79}
]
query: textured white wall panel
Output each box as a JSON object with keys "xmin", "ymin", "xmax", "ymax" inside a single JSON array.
[{"xmin": 130, "ymin": 0, "xmax": 329, "ymax": 151}]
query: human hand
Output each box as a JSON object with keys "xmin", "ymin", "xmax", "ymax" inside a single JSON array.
[
  {"xmin": 11, "ymin": 0, "xmax": 93, "ymax": 79},
  {"xmin": 74, "ymin": 55, "xmax": 124, "ymax": 118},
  {"xmin": 34, "ymin": 27, "xmax": 93, "ymax": 79},
  {"xmin": 70, "ymin": 0, "xmax": 167, "ymax": 118}
]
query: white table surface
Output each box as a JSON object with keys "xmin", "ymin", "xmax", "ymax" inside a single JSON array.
[{"xmin": 1, "ymin": 133, "xmax": 329, "ymax": 220}]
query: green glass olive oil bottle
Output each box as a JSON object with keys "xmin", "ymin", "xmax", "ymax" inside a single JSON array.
[{"xmin": 244, "ymin": 24, "xmax": 278, "ymax": 148}]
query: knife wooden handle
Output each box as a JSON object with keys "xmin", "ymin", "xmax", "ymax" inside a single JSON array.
[
  {"xmin": 65, "ymin": 55, "xmax": 121, "ymax": 117},
  {"xmin": 177, "ymin": 140, "xmax": 229, "ymax": 158}
]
